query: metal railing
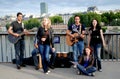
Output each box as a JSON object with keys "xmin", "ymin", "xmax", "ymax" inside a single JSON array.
[{"xmin": 0, "ymin": 32, "xmax": 120, "ymax": 62}]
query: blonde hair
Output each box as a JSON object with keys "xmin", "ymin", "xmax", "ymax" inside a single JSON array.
[{"xmin": 41, "ymin": 17, "xmax": 51, "ymax": 29}]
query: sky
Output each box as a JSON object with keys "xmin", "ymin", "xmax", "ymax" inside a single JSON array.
[{"xmin": 0, "ymin": 0, "xmax": 120, "ymax": 17}]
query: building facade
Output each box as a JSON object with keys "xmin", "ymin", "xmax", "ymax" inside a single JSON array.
[{"xmin": 40, "ymin": 2, "xmax": 48, "ymax": 15}]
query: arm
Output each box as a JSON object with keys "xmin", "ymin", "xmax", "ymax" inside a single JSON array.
[
  {"xmin": 79, "ymin": 24, "xmax": 86, "ymax": 39},
  {"xmin": 78, "ymin": 56, "xmax": 83, "ymax": 64},
  {"xmin": 50, "ymin": 27, "xmax": 55, "ymax": 48},
  {"xmin": 8, "ymin": 26, "xmax": 19, "ymax": 37},
  {"xmin": 87, "ymin": 30, "xmax": 91, "ymax": 47},
  {"xmin": 80, "ymin": 30, "xmax": 85, "ymax": 39},
  {"xmin": 100, "ymin": 29, "xmax": 106, "ymax": 47},
  {"xmin": 36, "ymin": 27, "xmax": 46, "ymax": 42},
  {"xmin": 34, "ymin": 35, "xmax": 38, "ymax": 48},
  {"xmin": 66, "ymin": 30, "xmax": 74, "ymax": 38}
]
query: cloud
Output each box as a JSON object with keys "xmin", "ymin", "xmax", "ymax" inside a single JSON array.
[{"xmin": 0, "ymin": 0, "xmax": 120, "ymax": 16}]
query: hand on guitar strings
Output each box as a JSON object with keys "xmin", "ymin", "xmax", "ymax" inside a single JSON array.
[{"xmin": 14, "ymin": 33, "xmax": 20, "ymax": 37}]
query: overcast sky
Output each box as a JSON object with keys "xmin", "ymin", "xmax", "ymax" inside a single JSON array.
[{"xmin": 0, "ymin": 0, "xmax": 120, "ymax": 16}]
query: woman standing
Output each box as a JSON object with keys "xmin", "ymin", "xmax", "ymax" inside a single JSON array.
[
  {"xmin": 36, "ymin": 17, "xmax": 55, "ymax": 74},
  {"xmin": 88, "ymin": 19, "xmax": 106, "ymax": 72}
]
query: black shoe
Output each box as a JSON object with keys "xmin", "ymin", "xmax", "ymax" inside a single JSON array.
[
  {"xmin": 17, "ymin": 65, "xmax": 21, "ymax": 69},
  {"xmin": 49, "ymin": 65, "xmax": 55, "ymax": 69},
  {"xmin": 35, "ymin": 66, "xmax": 40, "ymax": 70},
  {"xmin": 21, "ymin": 64, "xmax": 26, "ymax": 67}
]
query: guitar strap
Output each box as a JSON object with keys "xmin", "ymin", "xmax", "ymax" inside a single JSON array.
[{"xmin": 79, "ymin": 24, "xmax": 81, "ymax": 34}]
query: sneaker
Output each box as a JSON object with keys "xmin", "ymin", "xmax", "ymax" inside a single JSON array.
[
  {"xmin": 98, "ymin": 69, "xmax": 102, "ymax": 72},
  {"xmin": 91, "ymin": 73, "xmax": 95, "ymax": 76},
  {"xmin": 73, "ymin": 65, "xmax": 77, "ymax": 68},
  {"xmin": 47, "ymin": 70, "xmax": 51, "ymax": 73},
  {"xmin": 45, "ymin": 70, "xmax": 50, "ymax": 74},
  {"xmin": 77, "ymin": 71, "xmax": 80, "ymax": 75},
  {"xmin": 45, "ymin": 72, "xmax": 49, "ymax": 74}
]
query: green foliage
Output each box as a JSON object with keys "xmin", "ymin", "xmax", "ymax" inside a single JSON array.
[
  {"xmin": 50, "ymin": 16, "xmax": 63, "ymax": 24},
  {"xmin": 101, "ymin": 12, "xmax": 116, "ymax": 25},
  {"xmin": 102, "ymin": 26, "xmax": 107, "ymax": 33},
  {"xmin": 110, "ymin": 19, "xmax": 120, "ymax": 26},
  {"xmin": 68, "ymin": 12, "xmax": 101, "ymax": 27},
  {"xmin": 6, "ymin": 23, "xmax": 10, "ymax": 30},
  {"xmin": 68, "ymin": 17, "xmax": 74, "ymax": 26},
  {"xmin": 115, "ymin": 12, "xmax": 120, "ymax": 19},
  {"xmin": 85, "ymin": 12, "xmax": 101, "ymax": 27},
  {"xmin": 23, "ymin": 18, "xmax": 40, "ymax": 29}
]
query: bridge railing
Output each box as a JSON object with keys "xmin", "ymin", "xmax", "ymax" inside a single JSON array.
[{"xmin": 0, "ymin": 32, "xmax": 120, "ymax": 62}]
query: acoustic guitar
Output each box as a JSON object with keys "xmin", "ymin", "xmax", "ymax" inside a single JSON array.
[
  {"xmin": 66, "ymin": 33, "xmax": 80, "ymax": 46},
  {"xmin": 66, "ymin": 26, "xmax": 82, "ymax": 46},
  {"xmin": 8, "ymin": 28, "xmax": 37, "ymax": 44}
]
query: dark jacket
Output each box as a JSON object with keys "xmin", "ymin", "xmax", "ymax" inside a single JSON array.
[
  {"xmin": 78, "ymin": 55, "xmax": 94, "ymax": 69},
  {"xmin": 36, "ymin": 26, "xmax": 54, "ymax": 47}
]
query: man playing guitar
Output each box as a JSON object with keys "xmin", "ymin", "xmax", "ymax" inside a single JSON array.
[
  {"xmin": 8, "ymin": 12, "xmax": 28, "ymax": 69},
  {"xmin": 66, "ymin": 15, "xmax": 85, "ymax": 68}
]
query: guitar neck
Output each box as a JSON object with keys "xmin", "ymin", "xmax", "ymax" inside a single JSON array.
[{"xmin": 19, "ymin": 32, "xmax": 25, "ymax": 36}]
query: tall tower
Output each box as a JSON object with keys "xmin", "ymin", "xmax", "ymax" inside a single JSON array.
[{"xmin": 40, "ymin": 2, "xmax": 48, "ymax": 15}]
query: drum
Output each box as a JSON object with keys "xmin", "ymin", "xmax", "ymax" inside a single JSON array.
[
  {"xmin": 56, "ymin": 52, "xmax": 61, "ymax": 57},
  {"xmin": 62, "ymin": 52, "xmax": 68, "ymax": 58}
]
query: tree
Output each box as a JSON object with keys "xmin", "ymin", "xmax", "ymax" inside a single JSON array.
[
  {"xmin": 115, "ymin": 12, "xmax": 120, "ymax": 19},
  {"xmin": 6, "ymin": 23, "xmax": 10, "ymax": 30},
  {"xmin": 23, "ymin": 18, "xmax": 40, "ymax": 29},
  {"xmin": 101, "ymin": 12, "xmax": 116, "ymax": 25},
  {"xmin": 85, "ymin": 12, "xmax": 101, "ymax": 27},
  {"xmin": 68, "ymin": 12, "xmax": 101, "ymax": 27},
  {"xmin": 50, "ymin": 16, "xmax": 63, "ymax": 24}
]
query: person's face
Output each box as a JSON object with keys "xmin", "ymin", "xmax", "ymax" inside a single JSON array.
[
  {"xmin": 92, "ymin": 19, "xmax": 97, "ymax": 27},
  {"xmin": 17, "ymin": 14, "xmax": 23, "ymax": 21},
  {"xmin": 43, "ymin": 18, "xmax": 49, "ymax": 27},
  {"xmin": 74, "ymin": 16, "xmax": 80, "ymax": 24},
  {"xmin": 85, "ymin": 48, "xmax": 91, "ymax": 56}
]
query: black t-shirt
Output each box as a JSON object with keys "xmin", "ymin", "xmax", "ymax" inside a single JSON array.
[
  {"xmin": 89, "ymin": 27, "xmax": 102, "ymax": 45},
  {"xmin": 68, "ymin": 24, "xmax": 85, "ymax": 41},
  {"xmin": 10, "ymin": 21, "xmax": 24, "ymax": 39}
]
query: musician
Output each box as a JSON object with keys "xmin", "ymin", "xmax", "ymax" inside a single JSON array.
[
  {"xmin": 76, "ymin": 47, "xmax": 96, "ymax": 76},
  {"xmin": 88, "ymin": 19, "xmax": 106, "ymax": 72},
  {"xmin": 36, "ymin": 17, "xmax": 55, "ymax": 74},
  {"xmin": 31, "ymin": 35, "xmax": 56, "ymax": 70},
  {"xmin": 66, "ymin": 15, "xmax": 85, "ymax": 68},
  {"xmin": 8, "ymin": 12, "xmax": 27, "ymax": 69}
]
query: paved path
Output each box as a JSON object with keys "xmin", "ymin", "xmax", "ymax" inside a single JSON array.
[{"xmin": 0, "ymin": 61, "xmax": 120, "ymax": 79}]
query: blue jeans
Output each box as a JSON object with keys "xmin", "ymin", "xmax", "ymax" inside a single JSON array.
[
  {"xmin": 31, "ymin": 48, "xmax": 56, "ymax": 67},
  {"xmin": 38, "ymin": 44, "xmax": 50, "ymax": 73},
  {"xmin": 31, "ymin": 49, "xmax": 39, "ymax": 67},
  {"xmin": 91, "ymin": 44, "xmax": 102, "ymax": 70},
  {"xmin": 14, "ymin": 39, "xmax": 25, "ymax": 66},
  {"xmin": 72, "ymin": 41, "xmax": 84, "ymax": 62},
  {"xmin": 77, "ymin": 64, "xmax": 96, "ymax": 75}
]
